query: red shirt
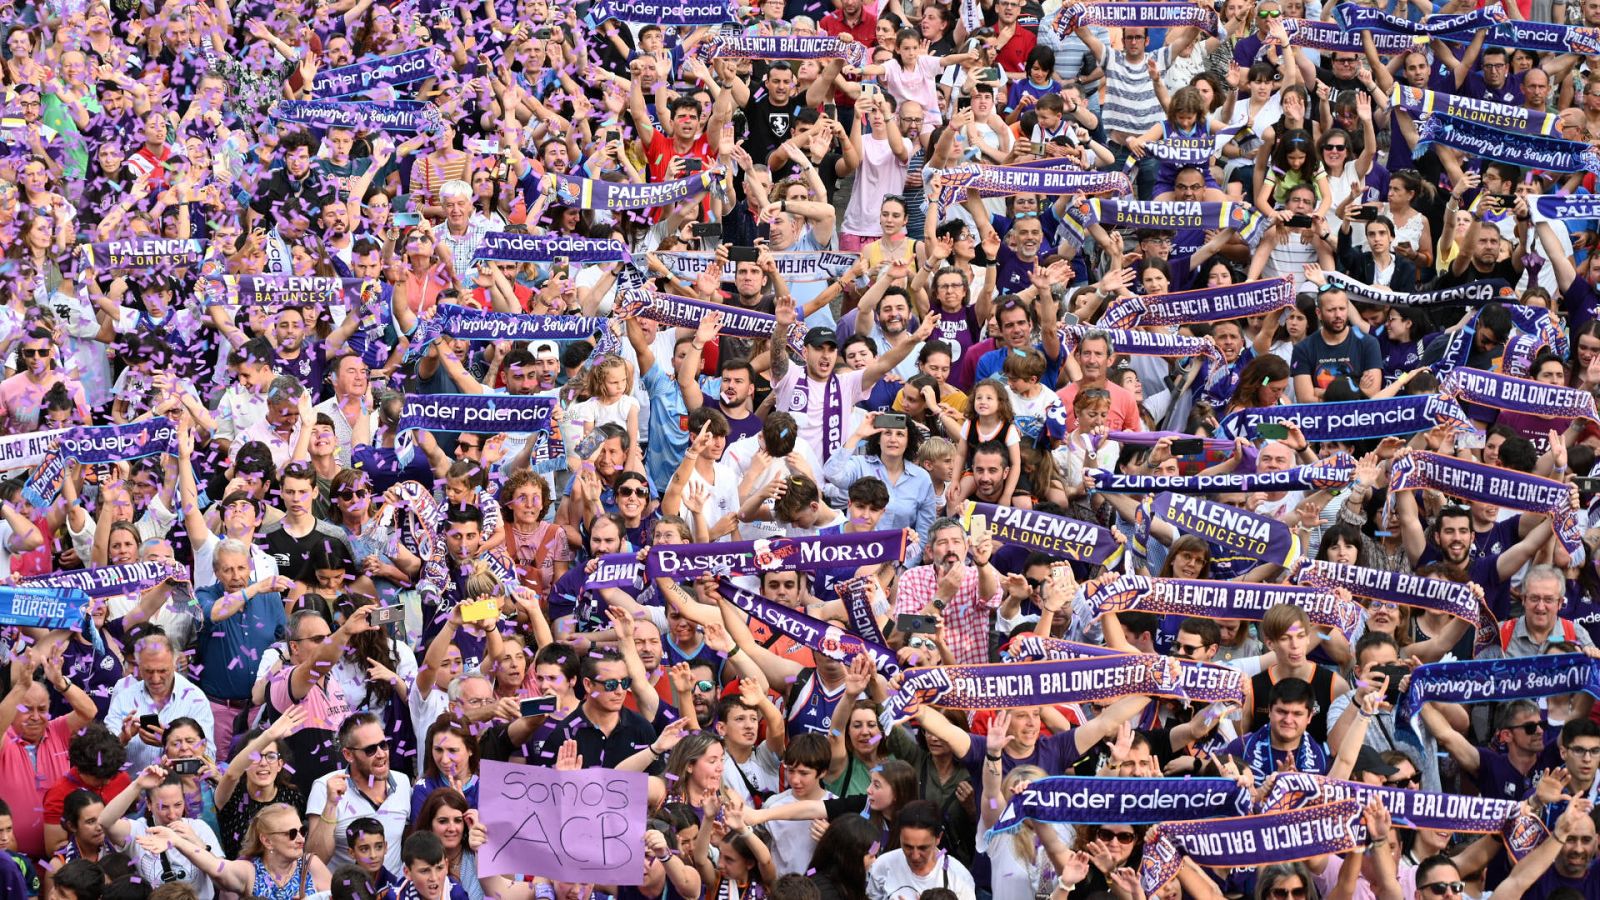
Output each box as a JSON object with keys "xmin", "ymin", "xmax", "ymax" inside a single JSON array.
[
  {"xmin": 995, "ymin": 26, "xmax": 1038, "ymax": 74},
  {"xmin": 645, "ymin": 129, "xmax": 713, "ymax": 183},
  {"xmin": 819, "ymin": 8, "xmax": 877, "ymax": 44},
  {"xmin": 42, "ymin": 768, "xmax": 132, "ymax": 848}
]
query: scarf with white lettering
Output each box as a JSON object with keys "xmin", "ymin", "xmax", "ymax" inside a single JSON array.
[
  {"xmin": 1281, "ymin": 16, "xmax": 1417, "ymax": 53},
  {"xmin": 961, "ymin": 501, "xmax": 1125, "ymax": 566},
  {"xmin": 697, "ymin": 32, "xmax": 870, "ymax": 68},
  {"xmin": 1059, "ymin": 325, "xmax": 1225, "ymax": 368},
  {"xmin": 200, "ymin": 274, "xmax": 378, "ymax": 309},
  {"xmin": 472, "ymin": 233, "xmax": 633, "ymax": 264},
  {"xmin": 1086, "ymin": 574, "xmax": 1364, "ymax": 643},
  {"xmin": 23, "ymin": 419, "xmax": 178, "ymax": 508},
  {"xmin": 876, "ymin": 653, "xmax": 1246, "ymax": 731},
  {"xmin": 1294, "ymin": 560, "xmax": 1482, "ymax": 625},
  {"xmin": 395, "ymin": 395, "xmax": 564, "ymax": 465},
  {"xmin": 1219, "ymin": 395, "xmax": 1476, "ymax": 443},
  {"xmin": 271, "ymin": 99, "xmax": 443, "ymax": 133},
  {"xmin": 717, "ymin": 578, "xmax": 901, "ymax": 676},
  {"xmin": 1240, "ymin": 722, "xmax": 1331, "ymax": 777},
  {"xmin": 405, "ymin": 304, "xmax": 607, "ymax": 361},
  {"xmin": 615, "ymin": 288, "xmax": 807, "ymax": 358},
  {"xmin": 1145, "ymin": 492, "xmax": 1302, "ymax": 567},
  {"xmin": 1064, "ymin": 199, "xmax": 1271, "ymax": 250},
  {"xmin": 1415, "ymin": 114, "xmax": 1600, "ymax": 176},
  {"xmin": 991, "ymin": 776, "xmax": 1252, "ymax": 834},
  {"xmin": 1440, "ymin": 367, "xmax": 1600, "ymax": 424},
  {"xmin": 1340, "ymin": 2, "xmax": 1508, "ymax": 36},
  {"xmin": 1102, "ymin": 276, "xmax": 1295, "ymax": 328},
  {"xmin": 14, "ymin": 559, "xmax": 188, "ymax": 598},
  {"xmin": 1390, "ymin": 86, "xmax": 1560, "ymax": 137},
  {"xmin": 77, "ymin": 238, "xmax": 204, "ymax": 270},
  {"xmin": 1046, "ymin": 1, "xmax": 1219, "ymax": 39},
  {"xmin": 1139, "ymin": 801, "xmax": 1361, "ymax": 895},
  {"xmin": 1535, "ymin": 194, "xmax": 1600, "ymax": 220},
  {"xmin": 592, "ymin": 0, "xmax": 739, "ymax": 24},
  {"xmin": 1388, "ymin": 451, "xmax": 1580, "ymax": 552},
  {"xmin": 549, "ymin": 169, "xmax": 722, "ymax": 211},
  {"xmin": 0, "ymin": 427, "xmax": 65, "ymax": 472},
  {"xmin": 310, "ymin": 47, "xmax": 449, "ymax": 97},
  {"xmin": 1399, "ymin": 652, "xmax": 1600, "ymax": 720},
  {"xmin": 0, "ymin": 586, "xmax": 91, "ymax": 630},
  {"xmin": 645, "ymin": 530, "xmax": 909, "ymax": 580},
  {"xmin": 1260, "ymin": 772, "xmax": 1548, "ymax": 860},
  {"xmin": 928, "ymin": 161, "xmax": 1132, "ymax": 220},
  {"xmin": 654, "ymin": 250, "xmax": 856, "ymax": 282},
  {"xmin": 1088, "ymin": 453, "xmax": 1355, "ymax": 495},
  {"xmin": 1323, "ymin": 271, "xmax": 1514, "ymax": 310}
]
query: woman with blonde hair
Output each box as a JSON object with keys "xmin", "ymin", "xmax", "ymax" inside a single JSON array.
[
  {"xmin": 141, "ymin": 802, "xmax": 333, "ymax": 898},
  {"xmin": 979, "ymin": 723, "xmax": 1070, "ymax": 900}
]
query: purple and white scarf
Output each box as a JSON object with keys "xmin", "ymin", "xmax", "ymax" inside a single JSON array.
[
  {"xmin": 270, "ymin": 99, "xmax": 443, "ymax": 133},
  {"xmin": 1065, "ymin": 199, "xmax": 1270, "ymax": 250},
  {"xmin": 1389, "ymin": 451, "xmax": 1581, "ymax": 552},
  {"xmin": 961, "ymin": 501, "xmax": 1125, "ymax": 566},
  {"xmin": 646, "ymin": 530, "xmax": 908, "ymax": 580},
  {"xmin": 472, "ymin": 232, "xmax": 633, "ymax": 264},
  {"xmin": 1416, "ymin": 114, "xmax": 1600, "ymax": 176},
  {"xmin": 928, "ymin": 162, "xmax": 1132, "ymax": 219},
  {"xmin": 1341, "ymin": 2, "xmax": 1508, "ymax": 36},
  {"xmin": 14, "ymin": 559, "xmax": 188, "ymax": 598},
  {"xmin": 1140, "ymin": 801, "xmax": 1362, "ymax": 895},
  {"xmin": 1282, "ymin": 16, "xmax": 1417, "ymax": 52},
  {"xmin": 991, "ymin": 777, "xmax": 1252, "ymax": 834},
  {"xmin": 1536, "ymin": 194, "xmax": 1600, "ymax": 220},
  {"xmin": 1059, "ymin": 325, "xmax": 1225, "ymax": 369},
  {"xmin": 718, "ymin": 578, "xmax": 901, "ymax": 676},
  {"xmin": 550, "ymin": 169, "xmax": 721, "ymax": 211},
  {"xmin": 654, "ymin": 250, "xmax": 855, "ymax": 282},
  {"xmin": 406, "ymin": 304, "xmax": 606, "ymax": 361},
  {"xmin": 1088, "ymin": 453, "xmax": 1355, "ymax": 495},
  {"xmin": 1086, "ymin": 574, "xmax": 1365, "ymax": 643},
  {"xmin": 201, "ymin": 274, "xmax": 378, "ymax": 309},
  {"xmin": 310, "ymin": 47, "xmax": 448, "ymax": 97},
  {"xmin": 78, "ymin": 238, "xmax": 203, "ymax": 270},
  {"xmin": 1046, "ymin": 1, "xmax": 1219, "ymax": 39},
  {"xmin": 23, "ymin": 419, "xmax": 177, "ymax": 508},
  {"xmin": 592, "ymin": 0, "xmax": 738, "ymax": 24},
  {"xmin": 1102, "ymin": 276, "xmax": 1295, "ymax": 328},
  {"xmin": 1390, "ymin": 86, "xmax": 1560, "ymax": 138},
  {"xmin": 699, "ymin": 33, "xmax": 870, "ymax": 68},
  {"xmin": 1219, "ymin": 395, "xmax": 1475, "ymax": 443},
  {"xmin": 1295, "ymin": 560, "xmax": 1482, "ymax": 625},
  {"xmin": 396, "ymin": 395, "xmax": 563, "ymax": 463},
  {"xmin": 615, "ymin": 288, "xmax": 807, "ymax": 357},
  {"xmin": 1147, "ymin": 492, "xmax": 1302, "ymax": 567},
  {"xmin": 1440, "ymin": 367, "xmax": 1600, "ymax": 424}
]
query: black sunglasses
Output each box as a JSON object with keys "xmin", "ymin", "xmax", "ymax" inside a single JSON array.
[
  {"xmin": 351, "ymin": 739, "xmax": 390, "ymax": 756},
  {"xmin": 1420, "ymin": 883, "xmax": 1465, "ymax": 897},
  {"xmin": 1508, "ymin": 722, "xmax": 1543, "ymax": 735},
  {"xmin": 617, "ymin": 486, "xmax": 649, "ymax": 498}
]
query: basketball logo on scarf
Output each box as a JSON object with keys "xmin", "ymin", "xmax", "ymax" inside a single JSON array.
[{"xmin": 1140, "ymin": 655, "xmax": 1185, "ymax": 694}]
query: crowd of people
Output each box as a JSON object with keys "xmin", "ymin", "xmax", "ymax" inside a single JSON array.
[{"xmin": 3, "ymin": 0, "xmax": 1600, "ymax": 899}]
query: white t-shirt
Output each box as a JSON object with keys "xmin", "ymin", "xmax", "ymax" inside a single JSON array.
[
  {"xmin": 193, "ymin": 531, "xmax": 280, "ymax": 591},
  {"xmin": 720, "ymin": 743, "xmax": 782, "ymax": 804},
  {"xmin": 765, "ymin": 788, "xmax": 835, "ymax": 877},
  {"xmin": 868, "ymin": 849, "xmax": 977, "ymax": 900},
  {"xmin": 121, "ymin": 818, "xmax": 225, "ymax": 900},
  {"xmin": 771, "ymin": 366, "xmax": 868, "ymax": 462},
  {"xmin": 983, "ymin": 824, "xmax": 1075, "ymax": 900}
]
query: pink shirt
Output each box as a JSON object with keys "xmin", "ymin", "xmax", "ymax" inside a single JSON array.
[
  {"xmin": 881, "ymin": 56, "xmax": 944, "ymax": 125},
  {"xmin": 0, "ymin": 372, "xmax": 88, "ymax": 432},
  {"xmin": 270, "ymin": 665, "xmax": 351, "ymax": 733},
  {"xmin": 1056, "ymin": 381, "xmax": 1144, "ymax": 433},
  {"xmin": 0, "ymin": 716, "xmax": 76, "ymax": 858}
]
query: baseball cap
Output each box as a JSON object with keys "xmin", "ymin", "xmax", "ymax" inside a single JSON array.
[
  {"xmin": 804, "ymin": 327, "xmax": 838, "ymax": 348},
  {"xmin": 1353, "ymin": 746, "xmax": 1399, "ymax": 780}
]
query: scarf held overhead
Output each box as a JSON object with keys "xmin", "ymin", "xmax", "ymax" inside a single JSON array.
[
  {"xmin": 615, "ymin": 288, "xmax": 807, "ymax": 357},
  {"xmin": 1294, "ymin": 560, "xmax": 1482, "ymax": 625},
  {"xmin": 549, "ymin": 170, "xmax": 720, "ymax": 211},
  {"xmin": 1439, "ymin": 367, "xmax": 1600, "ymax": 424},
  {"xmin": 1139, "ymin": 801, "xmax": 1363, "ymax": 895},
  {"xmin": 1059, "ymin": 325, "xmax": 1224, "ymax": 368},
  {"xmin": 1398, "ymin": 652, "xmax": 1600, "ymax": 719},
  {"xmin": 23, "ymin": 419, "xmax": 177, "ymax": 508},
  {"xmin": 877, "ymin": 653, "xmax": 1246, "ymax": 731},
  {"xmin": 1322, "ymin": 271, "xmax": 1513, "ymax": 310},
  {"xmin": 592, "ymin": 0, "xmax": 738, "ymax": 24},
  {"xmin": 270, "ymin": 99, "xmax": 443, "ymax": 133},
  {"xmin": 991, "ymin": 777, "xmax": 1252, "ymax": 833},
  {"xmin": 959, "ymin": 501, "xmax": 1125, "ymax": 566},
  {"xmin": 1046, "ymin": 2, "xmax": 1219, "ymax": 40},
  {"xmin": 1388, "ymin": 451, "xmax": 1580, "ymax": 552},
  {"xmin": 646, "ymin": 530, "xmax": 908, "ymax": 580},
  {"xmin": 1087, "ymin": 452, "xmax": 1355, "ymax": 494},
  {"xmin": 1390, "ymin": 86, "xmax": 1560, "ymax": 137},
  {"xmin": 1415, "ymin": 114, "xmax": 1600, "ymax": 176},
  {"xmin": 14, "ymin": 559, "xmax": 187, "ymax": 598},
  {"xmin": 928, "ymin": 162, "xmax": 1131, "ymax": 219},
  {"xmin": 0, "ymin": 586, "xmax": 92, "ymax": 631},
  {"xmin": 310, "ymin": 48, "xmax": 448, "ymax": 97},
  {"xmin": 1147, "ymin": 492, "xmax": 1302, "ymax": 567},
  {"xmin": 717, "ymin": 578, "xmax": 901, "ymax": 677},
  {"xmin": 1086, "ymin": 574, "xmax": 1365, "ymax": 643},
  {"xmin": 1102, "ymin": 276, "xmax": 1295, "ymax": 328},
  {"xmin": 396, "ymin": 395, "xmax": 563, "ymax": 463},
  {"xmin": 1219, "ymin": 395, "xmax": 1474, "ymax": 442}
]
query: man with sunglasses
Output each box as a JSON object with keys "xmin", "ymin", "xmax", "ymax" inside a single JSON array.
[
  {"xmin": 270, "ymin": 607, "xmax": 377, "ymax": 797},
  {"xmin": 1423, "ymin": 699, "xmax": 1548, "ymax": 803},
  {"xmin": 307, "ymin": 708, "xmax": 411, "ymax": 874},
  {"xmin": 542, "ymin": 647, "xmax": 658, "ymax": 770}
]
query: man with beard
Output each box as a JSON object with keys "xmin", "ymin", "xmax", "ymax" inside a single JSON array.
[
  {"xmin": 1494, "ymin": 786, "xmax": 1598, "ymax": 900},
  {"xmin": 971, "ymin": 292, "xmax": 1065, "ymax": 386},
  {"xmin": 0, "ymin": 328, "xmax": 88, "ymax": 433},
  {"xmin": 856, "ymin": 276, "xmax": 924, "ymax": 382},
  {"xmin": 1436, "ymin": 186, "xmax": 1526, "ymax": 290},
  {"xmin": 1423, "ymin": 699, "xmax": 1547, "ymax": 804},
  {"xmin": 1290, "ymin": 282, "xmax": 1382, "ymax": 401},
  {"xmin": 306, "ymin": 705, "xmax": 409, "ymax": 872},
  {"xmin": 892, "ymin": 517, "xmax": 1003, "ymax": 666},
  {"xmin": 1395, "ymin": 499, "xmax": 1552, "ymax": 622},
  {"xmin": 335, "ymin": 238, "xmax": 418, "ymax": 379},
  {"xmin": 770, "ymin": 295, "xmax": 938, "ymax": 462},
  {"xmin": 970, "ymin": 442, "xmax": 1033, "ymax": 511},
  {"xmin": 719, "ymin": 252, "xmax": 789, "ymax": 364}
]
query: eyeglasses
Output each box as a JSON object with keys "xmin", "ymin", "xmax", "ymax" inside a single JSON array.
[
  {"xmin": 457, "ymin": 440, "xmax": 482, "ymax": 452},
  {"xmin": 350, "ymin": 739, "xmax": 390, "ymax": 756},
  {"xmin": 617, "ymin": 486, "xmax": 649, "ymax": 498},
  {"xmin": 269, "ymin": 826, "xmax": 305, "ymax": 841},
  {"xmin": 336, "ymin": 487, "xmax": 371, "ymax": 500},
  {"xmin": 1332, "ymin": 57, "xmax": 1359, "ymax": 64},
  {"xmin": 1172, "ymin": 642, "xmax": 1207, "ymax": 658},
  {"xmin": 258, "ymin": 752, "xmax": 283, "ymax": 763},
  {"xmin": 1420, "ymin": 883, "xmax": 1465, "ymax": 897},
  {"xmin": 1095, "ymin": 829, "xmax": 1137, "ymax": 844},
  {"xmin": 1567, "ymin": 744, "xmax": 1600, "ymax": 758},
  {"xmin": 1508, "ymin": 722, "xmax": 1543, "ymax": 735},
  {"xmin": 1258, "ymin": 8, "xmax": 1281, "ymax": 15},
  {"xmin": 1383, "ymin": 775, "xmax": 1418, "ymax": 788},
  {"xmin": 1269, "ymin": 888, "xmax": 1308, "ymax": 900},
  {"xmin": 591, "ymin": 676, "xmax": 634, "ymax": 692}
]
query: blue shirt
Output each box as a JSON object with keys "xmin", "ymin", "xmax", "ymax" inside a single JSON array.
[
  {"xmin": 974, "ymin": 342, "xmax": 1063, "ymax": 387},
  {"xmin": 820, "ymin": 454, "xmax": 936, "ymax": 563},
  {"xmin": 196, "ymin": 584, "xmax": 287, "ymax": 701},
  {"xmin": 641, "ymin": 362, "xmax": 690, "ymax": 491}
]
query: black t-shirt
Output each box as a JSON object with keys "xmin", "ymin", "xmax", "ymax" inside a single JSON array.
[
  {"xmin": 742, "ymin": 95, "xmax": 809, "ymax": 166},
  {"xmin": 259, "ymin": 520, "xmax": 356, "ymax": 584},
  {"xmin": 1434, "ymin": 257, "xmax": 1518, "ymax": 291}
]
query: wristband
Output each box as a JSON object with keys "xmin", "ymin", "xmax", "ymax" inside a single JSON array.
[
  {"xmin": 726, "ymin": 644, "xmax": 741, "ymax": 659},
  {"xmin": 986, "ymin": 752, "xmax": 1003, "ymax": 761}
]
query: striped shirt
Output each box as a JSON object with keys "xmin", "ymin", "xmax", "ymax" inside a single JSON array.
[{"xmin": 1099, "ymin": 45, "xmax": 1173, "ymax": 139}]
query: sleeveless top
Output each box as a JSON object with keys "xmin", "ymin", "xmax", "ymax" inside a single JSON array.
[
  {"xmin": 1249, "ymin": 666, "xmax": 1336, "ymax": 744},
  {"xmin": 251, "ymin": 857, "xmax": 311, "ymax": 900},
  {"xmin": 786, "ymin": 668, "xmax": 846, "ymax": 737}
]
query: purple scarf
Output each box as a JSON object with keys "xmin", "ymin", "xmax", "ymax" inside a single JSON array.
[
  {"xmin": 1102, "ymin": 276, "xmax": 1295, "ymax": 328},
  {"xmin": 1086, "ymin": 574, "xmax": 1364, "ymax": 643},
  {"xmin": 1388, "ymin": 451, "xmax": 1580, "ymax": 552},
  {"xmin": 1439, "ymin": 367, "xmax": 1600, "ymax": 424},
  {"xmin": 645, "ymin": 530, "xmax": 908, "ymax": 580}
]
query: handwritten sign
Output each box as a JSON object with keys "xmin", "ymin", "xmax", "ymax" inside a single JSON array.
[{"xmin": 478, "ymin": 761, "xmax": 648, "ymax": 883}]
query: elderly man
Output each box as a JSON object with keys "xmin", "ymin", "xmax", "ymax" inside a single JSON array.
[
  {"xmin": 267, "ymin": 607, "xmax": 375, "ymax": 795},
  {"xmin": 1483, "ymin": 566, "xmax": 1599, "ymax": 659},
  {"xmin": 195, "ymin": 538, "xmax": 293, "ymax": 758},
  {"xmin": 105, "ymin": 634, "xmax": 215, "ymax": 774},
  {"xmin": 307, "ymin": 710, "xmax": 413, "ymax": 873},
  {"xmin": 432, "ymin": 179, "xmax": 495, "ymax": 287},
  {"xmin": 0, "ymin": 640, "xmax": 98, "ymax": 858}
]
